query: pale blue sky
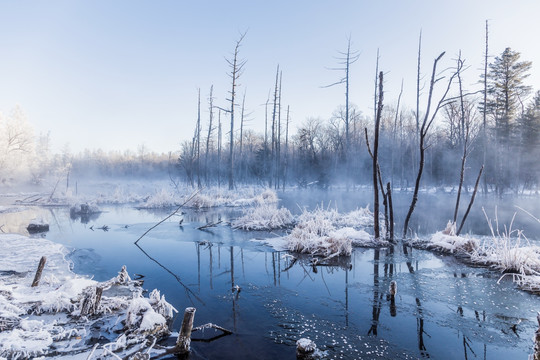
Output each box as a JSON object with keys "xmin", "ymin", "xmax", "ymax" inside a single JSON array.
[{"xmin": 0, "ymin": 1, "xmax": 538, "ymax": 153}]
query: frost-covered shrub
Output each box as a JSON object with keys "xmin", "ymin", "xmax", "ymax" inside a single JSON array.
[
  {"xmin": 229, "ymin": 188, "xmax": 278, "ymax": 207},
  {"xmin": 427, "ymin": 221, "xmax": 479, "ymax": 254},
  {"xmin": 281, "ymin": 205, "xmax": 385, "ymax": 256},
  {"xmin": 232, "ymin": 203, "xmax": 294, "ymax": 230},
  {"xmin": 69, "ymin": 202, "xmax": 100, "ymax": 215},
  {"xmin": 139, "ymin": 188, "xmax": 180, "ymax": 208},
  {"xmin": 472, "ymin": 210, "xmax": 540, "ymax": 276},
  {"xmin": 190, "ymin": 193, "xmax": 219, "ymax": 208},
  {"xmin": 337, "ymin": 206, "xmax": 374, "ymax": 228}
]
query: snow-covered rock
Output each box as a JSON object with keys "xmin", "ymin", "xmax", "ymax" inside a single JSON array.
[{"xmin": 26, "ymin": 218, "xmax": 49, "ymax": 233}]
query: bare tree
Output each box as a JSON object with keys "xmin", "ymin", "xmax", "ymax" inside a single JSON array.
[
  {"xmin": 372, "ymin": 71, "xmax": 384, "ymax": 240},
  {"xmin": 196, "ymin": 88, "xmax": 202, "ymax": 189},
  {"xmin": 323, "ymin": 36, "xmax": 360, "ymax": 162},
  {"xmin": 205, "ymin": 86, "xmax": 215, "ymax": 186},
  {"xmin": 226, "ymin": 32, "xmax": 247, "ymax": 190},
  {"xmin": 403, "ymin": 51, "xmax": 458, "ymax": 239},
  {"xmin": 269, "ymin": 65, "xmax": 279, "ymax": 188},
  {"xmin": 283, "ymin": 105, "xmax": 290, "ymax": 190}
]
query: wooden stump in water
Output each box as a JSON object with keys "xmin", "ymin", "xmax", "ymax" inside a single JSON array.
[
  {"xmin": 31, "ymin": 256, "xmax": 47, "ymax": 287},
  {"xmin": 389, "ymin": 280, "xmax": 397, "ymax": 317},
  {"xmin": 534, "ymin": 313, "xmax": 540, "ymax": 360},
  {"xmin": 176, "ymin": 307, "xmax": 196, "ymax": 354},
  {"xmin": 389, "ymin": 280, "xmax": 397, "ymax": 297}
]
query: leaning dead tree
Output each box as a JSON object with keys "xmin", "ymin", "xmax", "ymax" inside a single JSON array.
[
  {"xmin": 226, "ymin": 32, "xmax": 247, "ymax": 190},
  {"xmin": 403, "ymin": 51, "xmax": 458, "ymax": 239}
]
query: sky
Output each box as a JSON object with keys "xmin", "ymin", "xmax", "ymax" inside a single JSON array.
[{"xmin": 0, "ymin": 0, "xmax": 539, "ymax": 154}]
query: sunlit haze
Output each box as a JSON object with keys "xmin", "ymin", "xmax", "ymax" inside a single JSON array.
[{"xmin": 0, "ymin": 0, "xmax": 539, "ymax": 154}]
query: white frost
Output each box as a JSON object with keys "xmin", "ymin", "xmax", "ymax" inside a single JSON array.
[{"xmin": 0, "ymin": 234, "xmax": 177, "ymax": 358}]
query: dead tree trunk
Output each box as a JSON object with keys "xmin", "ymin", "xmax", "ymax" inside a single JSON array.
[
  {"xmin": 403, "ymin": 51, "xmax": 457, "ymax": 239},
  {"xmin": 217, "ymin": 110, "xmax": 222, "ymax": 187},
  {"xmin": 176, "ymin": 307, "xmax": 196, "ymax": 354},
  {"xmin": 269, "ymin": 65, "xmax": 279, "ymax": 188},
  {"xmin": 283, "ymin": 105, "xmax": 290, "ymax": 191},
  {"xmin": 205, "ymin": 85, "xmax": 214, "ymax": 186},
  {"xmin": 196, "ymin": 88, "xmax": 202, "ymax": 189},
  {"xmin": 31, "ymin": 256, "xmax": 47, "ymax": 287},
  {"xmin": 456, "ymin": 165, "xmax": 484, "ymax": 235},
  {"xmin": 372, "ymin": 71, "xmax": 384, "ymax": 240},
  {"xmin": 387, "ymin": 182, "xmax": 394, "ymax": 241},
  {"xmin": 226, "ymin": 32, "xmax": 246, "ymax": 190},
  {"xmin": 453, "ymin": 54, "xmax": 467, "ymax": 224}
]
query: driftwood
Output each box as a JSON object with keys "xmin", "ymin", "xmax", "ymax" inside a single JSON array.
[
  {"xmin": 31, "ymin": 256, "xmax": 47, "ymax": 287},
  {"xmin": 197, "ymin": 220, "xmax": 222, "ymax": 230},
  {"xmin": 192, "ymin": 322, "xmax": 233, "ymax": 342},
  {"xmin": 135, "ymin": 190, "xmax": 200, "ymax": 245}
]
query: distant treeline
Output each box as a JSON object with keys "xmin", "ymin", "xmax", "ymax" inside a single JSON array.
[{"xmin": 178, "ymin": 47, "xmax": 540, "ymax": 195}]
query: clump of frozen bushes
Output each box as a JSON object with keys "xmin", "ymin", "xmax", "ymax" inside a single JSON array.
[
  {"xmin": 285, "ymin": 206, "xmax": 380, "ymax": 257},
  {"xmin": 242, "ymin": 204, "xmax": 383, "ymax": 257},
  {"xmin": 232, "ymin": 203, "xmax": 294, "ymax": 230},
  {"xmin": 139, "ymin": 187, "xmax": 278, "ymax": 209}
]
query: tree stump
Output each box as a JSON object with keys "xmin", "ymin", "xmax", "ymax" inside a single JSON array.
[
  {"xmin": 534, "ymin": 312, "xmax": 540, "ymax": 360},
  {"xmin": 389, "ymin": 280, "xmax": 397, "ymax": 297},
  {"xmin": 31, "ymin": 256, "xmax": 47, "ymax": 287},
  {"xmin": 176, "ymin": 307, "xmax": 196, "ymax": 354},
  {"xmin": 296, "ymin": 338, "xmax": 317, "ymax": 359}
]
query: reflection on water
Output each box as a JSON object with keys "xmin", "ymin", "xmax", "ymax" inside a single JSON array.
[{"xmin": 0, "ymin": 201, "xmax": 539, "ymax": 359}]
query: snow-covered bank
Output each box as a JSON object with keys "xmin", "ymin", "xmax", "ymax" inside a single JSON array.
[
  {"xmin": 0, "ymin": 234, "xmax": 176, "ymax": 358},
  {"xmin": 418, "ymin": 217, "xmax": 540, "ymax": 294}
]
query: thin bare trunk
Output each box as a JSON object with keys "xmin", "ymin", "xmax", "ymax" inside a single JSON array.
[
  {"xmin": 456, "ymin": 165, "xmax": 484, "ymax": 235},
  {"xmin": 373, "ymin": 72, "xmax": 384, "ymax": 240}
]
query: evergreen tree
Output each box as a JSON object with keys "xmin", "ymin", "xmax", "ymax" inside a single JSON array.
[
  {"xmin": 483, "ymin": 48, "xmax": 532, "ymax": 194},
  {"xmin": 518, "ymin": 91, "xmax": 540, "ymax": 189}
]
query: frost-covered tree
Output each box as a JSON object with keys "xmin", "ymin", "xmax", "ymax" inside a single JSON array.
[{"xmin": 0, "ymin": 107, "xmax": 35, "ymax": 183}]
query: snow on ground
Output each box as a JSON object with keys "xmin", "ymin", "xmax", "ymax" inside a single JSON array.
[{"xmin": 0, "ymin": 234, "xmax": 177, "ymax": 359}]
